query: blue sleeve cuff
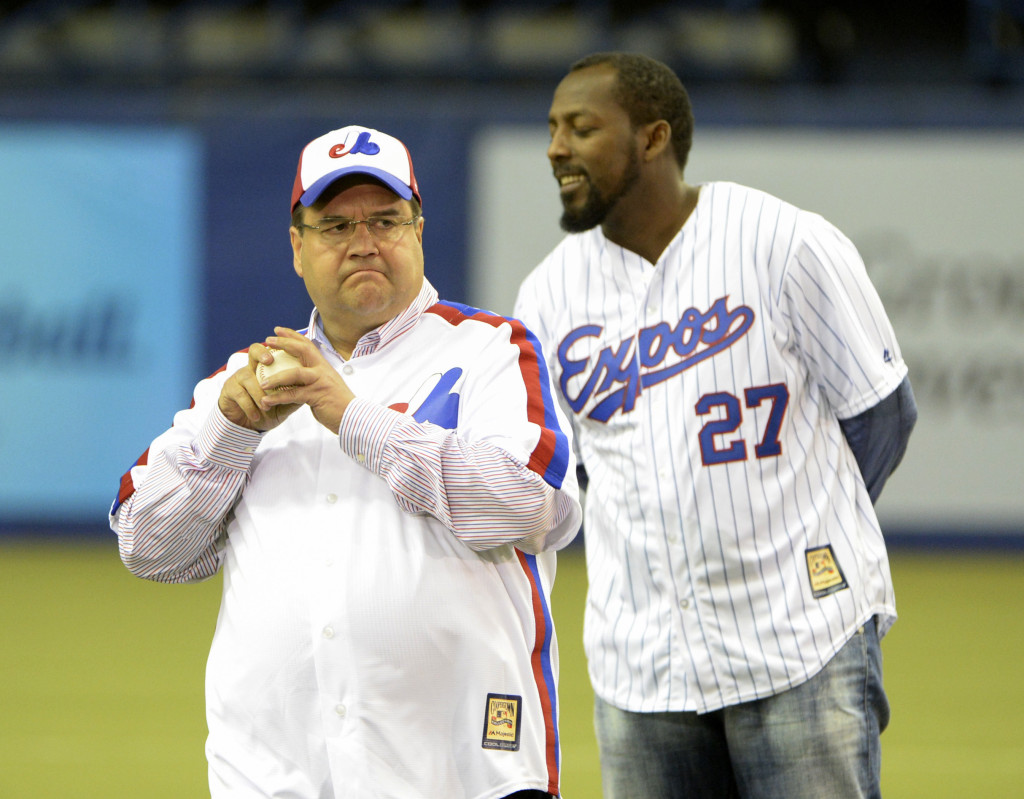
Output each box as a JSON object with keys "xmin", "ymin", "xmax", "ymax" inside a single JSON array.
[{"xmin": 839, "ymin": 376, "xmax": 918, "ymax": 504}]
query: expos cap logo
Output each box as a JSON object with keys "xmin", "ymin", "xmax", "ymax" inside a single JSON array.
[{"xmin": 328, "ymin": 130, "xmax": 380, "ymax": 159}]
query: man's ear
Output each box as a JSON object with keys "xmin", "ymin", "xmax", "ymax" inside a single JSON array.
[
  {"xmin": 290, "ymin": 226, "xmax": 304, "ymax": 278},
  {"xmin": 641, "ymin": 120, "xmax": 672, "ymax": 163}
]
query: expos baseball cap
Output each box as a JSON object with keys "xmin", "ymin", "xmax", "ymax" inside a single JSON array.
[{"xmin": 290, "ymin": 125, "xmax": 421, "ymax": 212}]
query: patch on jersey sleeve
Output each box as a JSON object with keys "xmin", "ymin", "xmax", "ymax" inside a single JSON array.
[
  {"xmin": 481, "ymin": 693, "xmax": 522, "ymax": 751},
  {"xmin": 805, "ymin": 545, "xmax": 849, "ymax": 599}
]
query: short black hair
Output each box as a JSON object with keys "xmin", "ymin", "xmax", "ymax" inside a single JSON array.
[{"xmin": 569, "ymin": 52, "xmax": 694, "ymax": 172}]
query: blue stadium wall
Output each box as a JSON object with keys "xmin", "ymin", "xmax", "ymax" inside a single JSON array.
[{"xmin": 2, "ymin": 82, "xmax": 1021, "ymax": 545}]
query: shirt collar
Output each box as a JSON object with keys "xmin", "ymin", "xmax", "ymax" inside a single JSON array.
[{"xmin": 306, "ymin": 278, "xmax": 439, "ymax": 359}]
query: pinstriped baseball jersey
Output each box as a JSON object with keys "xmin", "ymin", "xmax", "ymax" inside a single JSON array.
[
  {"xmin": 514, "ymin": 181, "xmax": 907, "ymax": 714},
  {"xmin": 111, "ymin": 280, "xmax": 581, "ymax": 797}
]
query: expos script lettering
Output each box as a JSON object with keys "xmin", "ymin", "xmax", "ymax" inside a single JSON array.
[{"xmin": 557, "ymin": 296, "xmax": 754, "ymax": 422}]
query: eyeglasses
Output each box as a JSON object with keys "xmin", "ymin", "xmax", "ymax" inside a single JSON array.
[{"xmin": 295, "ymin": 215, "xmax": 421, "ymax": 244}]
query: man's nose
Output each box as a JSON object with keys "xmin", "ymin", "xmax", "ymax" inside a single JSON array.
[
  {"xmin": 548, "ymin": 129, "xmax": 570, "ymax": 162},
  {"xmin": 347, "ymin": 221, "xmax": 379, "ymax": 253}
]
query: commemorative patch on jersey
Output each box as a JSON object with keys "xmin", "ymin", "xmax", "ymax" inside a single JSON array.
[
  {"xmin": 481, "ymin": 693, "xmax": 522, "ymax": 751},
  {"xmin": 805, "ymin": 545, "xmax": 849, "ymax": 599}
]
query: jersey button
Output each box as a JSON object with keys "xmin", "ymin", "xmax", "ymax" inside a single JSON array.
[
  {"xmin": 679, "ymin": 599, "xmax": 690, "ymax": 610},
  {"xmin": 322, "ymin": 626, "xmax": 335, "ymax": 639},
  {"xmin": 326, "ymin": 493, "xmax": 338, "ymax": 503},
  {"xmin": 335, "ymin": 703, "xmax": 347, "ymax": 717},
  {"xmin": 342, "ymin": 365, "xmax": 355, "ymax": 376}
]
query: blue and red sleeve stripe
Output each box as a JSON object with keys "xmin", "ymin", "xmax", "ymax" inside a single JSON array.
[
  {"xmin": 427, "ymin": 302, "xmax": 571, "ymax": 490},
  {"xmin": 517, "ymin": 549, "xmax": 561, "ymax": 794}
]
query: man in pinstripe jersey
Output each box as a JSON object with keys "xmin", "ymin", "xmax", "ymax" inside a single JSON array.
[
  {"xmin": 111, "ymin": 125, "xmax": 581, "ymax": 799},
  {"xmin": 515, "ymin": 53, "xmax": 917, "ymax": 798}
]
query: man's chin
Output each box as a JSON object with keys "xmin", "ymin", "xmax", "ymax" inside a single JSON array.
[
  {"xmin": 558, "ymin": 188, "xmax": 611, "ymax": 232},
  {"xmin": 559, "ymin": 204, "xmax": 604, "ymax": 233}
]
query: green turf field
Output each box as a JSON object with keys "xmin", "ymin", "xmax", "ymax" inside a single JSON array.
[{"xmin": 2, "ymin": 539, "xmax": 1022, "ymax": 797}]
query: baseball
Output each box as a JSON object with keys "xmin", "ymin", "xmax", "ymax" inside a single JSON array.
[{"xmin": 256, "ymin": 348, "xmax": 303, "ymax": 387}]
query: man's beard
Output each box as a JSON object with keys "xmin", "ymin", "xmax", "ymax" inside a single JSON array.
[{"xmin": 559, "ymin": 148, "xmax": 641, "ymax": 233}]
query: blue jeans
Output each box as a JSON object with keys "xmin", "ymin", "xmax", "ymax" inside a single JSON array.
[{"xmin": 593, "ymin": 619, "xmax": 890, "ymax": 799}]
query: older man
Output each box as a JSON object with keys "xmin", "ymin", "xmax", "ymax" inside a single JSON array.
[{"xmin": 111, "ymin": 125, "xmax": 581, "ymax": 799}]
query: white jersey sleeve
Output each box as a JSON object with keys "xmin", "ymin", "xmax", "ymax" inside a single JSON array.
[{"xmin": 780, "ymin": 211, "xmax": 907, "ymax": 419}]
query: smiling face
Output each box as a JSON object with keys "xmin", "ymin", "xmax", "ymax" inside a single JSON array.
[
  {"xmin": 290, "ymin": 177, "xmax": 424, "ymax": 356},
  {"xmin": 547, "ymin": 63, "xmax": 644, "ymax": 233}
]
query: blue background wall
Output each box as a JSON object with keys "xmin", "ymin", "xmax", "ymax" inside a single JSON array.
[{"xmin": 1, "ymin": 1, "xmax": 1022, "ymax": 535}]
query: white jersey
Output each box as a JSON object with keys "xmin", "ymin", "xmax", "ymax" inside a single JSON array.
[
  {"xmin": 514, "ymin": 181, "xmax": 907, "ymax": 714},
  {"xmin": 112, "ymin": 280, "xmax": 581, "ymax": 797}
]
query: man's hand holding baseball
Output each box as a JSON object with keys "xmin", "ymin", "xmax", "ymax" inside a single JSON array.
[
  {"xmin": 257, "ymin": 326, "xmax": 355, "ymax": 435},
  {"xmin": 217, "ymin": 341, "xmax": 304, "ymax": 432}
]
